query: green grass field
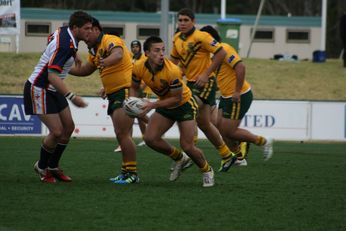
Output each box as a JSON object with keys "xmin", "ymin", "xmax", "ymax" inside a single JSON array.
[
  {"xmin": 0, "ymin": 137, "xmax": 345, "ymax": 231},
  {"xmin": 1, "ymin": 52, "xmax": 346, "ymax": 100}
]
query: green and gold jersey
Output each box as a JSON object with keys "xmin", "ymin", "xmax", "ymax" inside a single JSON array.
[
  {"xmin": 88, "ymin": 34, "xmax": 132, "ymax": 94},
  {"xmin": 132, "ymin": 58, "xmax": 191, "ymax": 108},
  {"xmin": 216, "ymin": 42, "xmax": 251, "ymax": 97},
  {"xmin": 131, "ymin": 53, "xmax": 154, "ymax": 96},
  {"xmin": 131, "ymin": 52, "xmax": 146, "ymax": 64},
  {"xmin": 171, "ymin": 28, "xmax": 223, "ymax": 82}
]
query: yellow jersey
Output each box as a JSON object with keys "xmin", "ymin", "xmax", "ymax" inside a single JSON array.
[
  {"xmin": 216, "ymin": 42, "xmax": 251, "ymax": 97},
  {"xmin": 170, "ymin": 28, "xmax": 223, "ymax": 82},
  {"xmin": 131, "ymin": 53, "xmax": 154, "ymax": 96},
  {"xmin": 131, "ymin": 52, "xmax": 146, "ymax": 64},
  {"xmin": 88, "ymin": 34, "xmax": 132, "ymax": 94},
  {"xmin": 132, "ymin": 58, "xmax": 191, "ymax": 108}
]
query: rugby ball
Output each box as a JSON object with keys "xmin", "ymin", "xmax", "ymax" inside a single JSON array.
[{"xmin": 123, "ymin": 97, "xmax": 146, "ymax": 117}]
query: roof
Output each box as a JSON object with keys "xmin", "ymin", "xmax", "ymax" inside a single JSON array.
[{"xmin": 21, "ymin": 8, "xmax": 321, "ymax": 27}]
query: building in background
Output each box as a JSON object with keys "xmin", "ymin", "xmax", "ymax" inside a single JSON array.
[{"xmin": 0, "ymin": 7, "xmax": 321, "ymax": 60}]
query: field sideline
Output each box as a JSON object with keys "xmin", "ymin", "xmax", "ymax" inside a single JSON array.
[{"xmin": 0, "ymin": 137, "xmax": 345, "ymax": 230}]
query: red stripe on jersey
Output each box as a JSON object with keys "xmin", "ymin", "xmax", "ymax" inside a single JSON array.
[{"xmin": 48, "ymin": 65, "xmax": 63, "ymax": 72}]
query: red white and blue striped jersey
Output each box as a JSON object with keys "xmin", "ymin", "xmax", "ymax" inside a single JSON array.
[{"xmin": 28, "ymin": 26, "xmax": 78, "ymax": 91}]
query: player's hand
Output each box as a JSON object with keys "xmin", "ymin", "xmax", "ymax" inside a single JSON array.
[
  {"xmin": 195, "ymin": 73, "xmax": 209, "ymax": 88},
  {"xmin": 232, "ymin": 92, "xmax": 241, "ymax": 103},
  {"xmin": 99, "ymin": 57, "xmax": 106, "ymax": 69},
  {"xmin": 71, "ymin": 95, "xmax": 88, "ymax": 108},
  {"xmin": 98, "ymin": 87, "xmax": 107, "ymax": 99},
  {"xmin": 74, "ymin": 53, "xmax": 82, "ymax": 68},
  {"xmin": 139, "ymin": 100, "xmax": 153, "ymax": 117}
]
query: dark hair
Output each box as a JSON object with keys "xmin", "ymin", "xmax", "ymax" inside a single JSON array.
[
  {"xmin": 91, "ymin": 17, "xmax": 103, "ymax": 31},
  {"xmin": 131, "ymin": 40, "xmax": 142, "ymax": 49},
  {"xmin": 143, "ymin": 36, "xmax": 163, "ymax": 52},
  {"xmin": 200, "ymin": 25, "xmax": 221, "ymax": 42},
  {"xmin": 68, "ymin": 11, "xmax": 93, "ymax": 29},
  {"xmin": 177, "ymin": 8, "xmax": 195, "ymax": 20}
]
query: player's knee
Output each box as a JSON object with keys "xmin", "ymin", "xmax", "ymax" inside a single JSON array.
[
  {"xmin": 180, "ymin": 141, "xmax": 194, "ymax": 153},
  {"xmin": 197, "ymin": 122, "xmax": 210, "ymax": 133},
  {"xmin": 143, "ymin": 133, "xmax": 155, "ymax": 146},
  {"xmin": 51, "ymin": 128, "xmax": 64, "ymax": 139}
]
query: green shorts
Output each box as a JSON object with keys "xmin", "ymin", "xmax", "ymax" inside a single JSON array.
[
  {"xmin": 187, "ymin": 76, "xmax": 217, "ymax": 106},
  {"xmin": 218, "ymin": 90, "xmax": 253, "ymax": 120},
  {"xmin": 156, "ymin": 97, "xmax": 198, "ymax": 122},
  {"xmin": 107, "ymin": 88, "xmax": 129, "ymax": 115}
]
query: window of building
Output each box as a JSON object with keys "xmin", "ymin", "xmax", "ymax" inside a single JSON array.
[
  {"xmin": 286, "ymin": 30, "xmax": 310, "ymax": 43},
  {"xmin": 103, "ymin": 26, "xmax": 125, "ymax": 38},
  {"xmin": 251, "ymin": 28, "xmax": 274, "ymax": 42},
  {"xmin": 137, "ymin": 26, "xmax": 160, "ymax": 39},
  {"xmin": 25, "ymin": 22, "xmax": 51, "ymax": 36}
]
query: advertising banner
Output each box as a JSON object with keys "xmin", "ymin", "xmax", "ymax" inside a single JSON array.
[
  {"xmin": 0, "ymin": 96, "xmax": 41, "ymax": 135},
  {"xmin": 0, "ymin": 0, "xmax": 20, "ymax": 35},
  {"xmin": 1, "ymin": 95, "xmax": 345, "ymax": 141}
]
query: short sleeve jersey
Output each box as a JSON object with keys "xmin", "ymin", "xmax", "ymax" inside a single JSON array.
[
  {"xmin": 88, "ymin": 34, "xmax": 132, "ymax": 94},
  {"xmin": 170, "ymin": 28, "xmax": 223, "ymax": 82},
  {"xmin": 132, "ymin": 58, "xmax": 191, "ymax": 108},
  {"xmin": 28, "ymin": 26, "xmax": 77, "ymax": 91},
  {"xmin": 216, "ymin": 42, "xmax": 251, "ymax": 97}
]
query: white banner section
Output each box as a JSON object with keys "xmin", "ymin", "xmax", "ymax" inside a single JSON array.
[
  {"xmin": 0, "ymin": 0, "xmax": 20, "ymax": 35},
  {"xmin": 66, "ymin": 97, "xmax": 346, "ymax": 141}
]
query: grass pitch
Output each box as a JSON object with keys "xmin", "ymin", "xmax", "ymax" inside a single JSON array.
[
  {"xmin": 1, "ymin": 52, "xmax": 346, "ymax": 101},
  {"xmin": 0, "ymin": 137, "xmax": 345, "ymax": 230}
]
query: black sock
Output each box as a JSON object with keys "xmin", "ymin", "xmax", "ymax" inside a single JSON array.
[
  {"xmin": 48, "ymin": 143, "xmax": 67, "ymax": 168},
  {"xmin": 38, "ymin": 145, "xmax": 53, "ymax": 169}
]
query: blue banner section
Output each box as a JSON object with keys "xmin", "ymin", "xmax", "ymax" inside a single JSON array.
[{"xmin": 0, "ymin": 96, "xmax": 41, "ymax": 134}]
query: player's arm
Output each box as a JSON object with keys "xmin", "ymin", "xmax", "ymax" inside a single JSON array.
[
  {"xmin": 130, "ymin": 77, "xmax": 141, "ymax": 97},
  {"xmin": 100, "ymin": 46, "xmax": 123, "ymax": 68},
  {"xmin": 142, "ymin": 86, "xmax": 182, "ymax": 114},
  {"xmin": 130, "ymin": 62, "xmax": 143, "ymax": 97},
  {"xmin": 48, "ymin": 71, "xmax": 87, "ymax": 107},
  {"xmin": 232, "ymin": 61, "xmax": 246, "ymax": 102},
  {"xmin": 154, "ymin": 88, "xmax": 182, "ymax": 108},
  {"xmin": 196, "ymin": 47, "xmax": 226, "ymax": 87},
  {"xmin": 69, "ymin": 61, "xmax": 96, "ymax": 76}
]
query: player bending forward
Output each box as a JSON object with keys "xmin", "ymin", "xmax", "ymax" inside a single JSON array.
[{"xmin": 131, "ymin": 36, "xmax": 214, "ymax": 187}]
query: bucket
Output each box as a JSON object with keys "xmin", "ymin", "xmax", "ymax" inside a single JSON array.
[{"xmin": 312, "ymin": 50, "xmax": 326, "ymax": 63}]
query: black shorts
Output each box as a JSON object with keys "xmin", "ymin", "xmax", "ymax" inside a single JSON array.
[
  {"xmin": 156, "ymin": 97, "xmax": 198, "ymax": 122},
  {"xmin": 106, "ymin": 88, "xmax": 129, "ymax": 115},
  {"xmin": 218, "ymin": 90, "xmax": 253, "ymax": 120},
  {"xmin": 186, "ymin": 76, "xmax": 217, "ymax": 106},
  {"xmin": 23, "ymin": 81, "xmax": 68, "ymax": 115}
]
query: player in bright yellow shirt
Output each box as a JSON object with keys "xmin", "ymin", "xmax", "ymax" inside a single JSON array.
[
  {"xmin": 170, "ymin": 8, "xmax": 236, "ymax": 172},
  {"xmin": 200, "ymin": 25, "xmax": 273, "ymax": 165},
  {"xmin": 113, "ymin": 40, "xmax": 150, "ymax": 152},
  {"xmin": 69, "ymin": 17, "xmax": 138, "ymax": 184},
  {"xmin": 131, "ymin": 36, "xmax": 214, "ymax": 187}
]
